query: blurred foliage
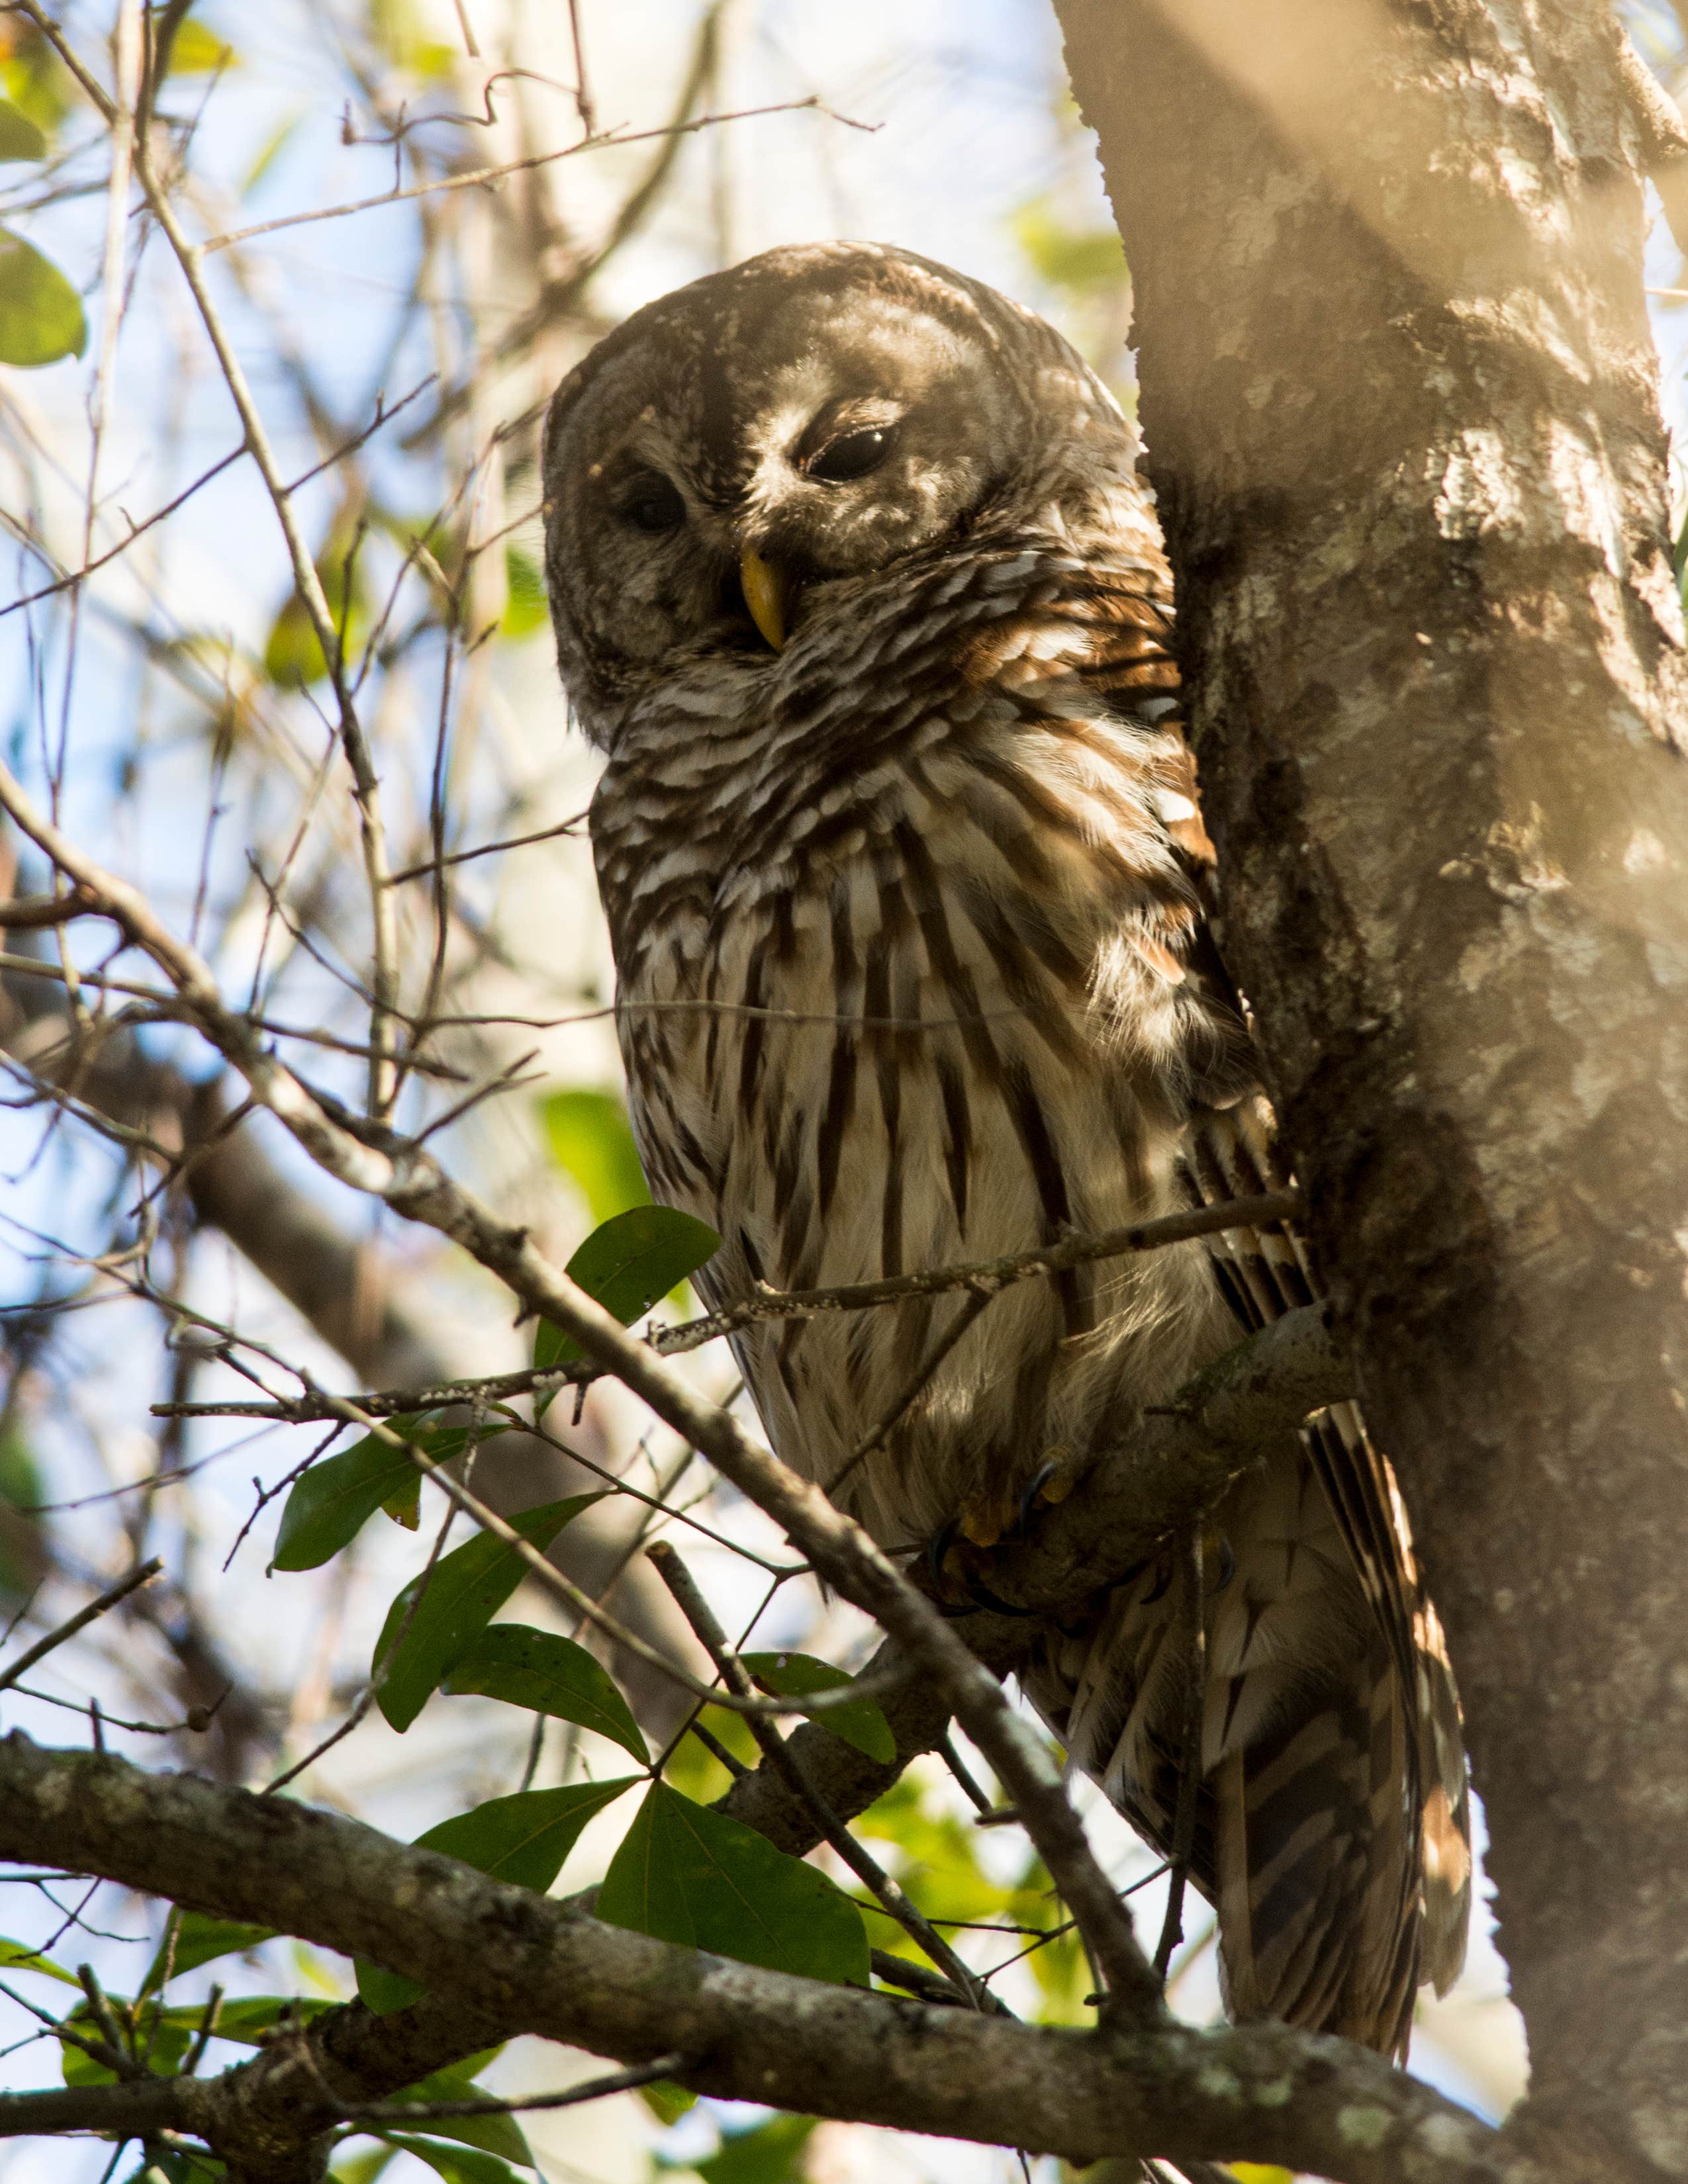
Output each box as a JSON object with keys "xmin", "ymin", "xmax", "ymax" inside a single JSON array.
[
  {"xmin": 661, "ymin": 2112, "xmax": 819, "ymax": 2184},
  {"xmin": 502, "ymin": 546, "xmax": 549, "ymax": 639},
  {"xmin": 0, "ymin": 22, "xmax": 71, "ymax": 142},
  {"xmin": 539, "ymin": 1088, "xmax": 651, "ymax": 1225},
  {"xmin": 369, "ymin": 0, "xmax": 457, "ymax": 81},
  {"xmin": 0, "ymin": 226, "xmax": 86, "ymax": 367},
  {"xmin": 0, "ymin": 97, "xmax": 47, "ymax": 162},
  {"xmin": 859, "ymin": 1765, "xmax": 1091, "ymax": 2023},
  {"xmin": 0, "ymin": 1421, "xmax": 46, "ymax": 1596},
  {"xmin": 263, "ymin": 516, "xmax": 372, "ymax": 687},
  {"xmin": 1011, "ymin": 191, "xmax": 1126, "ymax": 298},
  {"xmin": 165, "ymin": 21, "xmax": 238, "ymax": 75}
]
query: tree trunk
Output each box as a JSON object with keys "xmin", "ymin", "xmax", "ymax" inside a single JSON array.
[{"xmin": 1052, "ymin": 3, "xmax": 1688, "ymax": 2176}]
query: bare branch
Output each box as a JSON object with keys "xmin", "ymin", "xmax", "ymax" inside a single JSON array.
[{"xmin": 0, "ymin": 1735, "xmax": 1516, "ymax": 2183}]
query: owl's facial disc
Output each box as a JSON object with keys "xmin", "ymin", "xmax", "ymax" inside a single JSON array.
[{"xmin": 543, "ymin": 242, "xmax": 1133, "ymax": 740}]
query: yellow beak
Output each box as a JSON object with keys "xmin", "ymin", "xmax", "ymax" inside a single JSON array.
[{"xmin": 740, "ymin": 549, "xmax": 788, "ymax": 652}]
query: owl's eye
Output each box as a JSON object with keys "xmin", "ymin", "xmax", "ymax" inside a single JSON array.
[
  {"xmin": 618, "ymin": 476, "xmax": 686, "ymax": 534},
  {"xmin": 806, "ymin": 424, "xmax": 894, "ymax": 484}
]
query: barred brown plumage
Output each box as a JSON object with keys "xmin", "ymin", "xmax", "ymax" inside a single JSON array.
[{"xmin": 542, "ymin": 240, "xmax": 1470, "ymax": 2058}]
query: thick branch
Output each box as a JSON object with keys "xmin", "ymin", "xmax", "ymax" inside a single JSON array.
[{"xmin": 0, "ymin": 1734, "xmax": 1513, "ymax": 2184}]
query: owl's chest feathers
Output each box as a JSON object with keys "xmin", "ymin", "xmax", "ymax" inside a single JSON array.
[{"xmin": 592, "ymin": 627, "xmax": 1235, "ymax": 1531}]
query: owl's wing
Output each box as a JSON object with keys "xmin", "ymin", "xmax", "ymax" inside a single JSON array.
[
  {"xmin": 1056, "ymin": 603, "xmax": 1470, "ymax": 2050},
  {"xmin": 1182, "ymin": 1095, "xmax": 1472, "ymax": 2052}
]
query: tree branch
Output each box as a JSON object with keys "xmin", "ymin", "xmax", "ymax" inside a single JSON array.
[{"xmin": 0, "ymin": 1733, "xmax": 1516, "ymax": 2184}]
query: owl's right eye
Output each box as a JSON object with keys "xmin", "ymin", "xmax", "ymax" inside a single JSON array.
[{"xmin": 618, "ymin": 477, "xmax": 686, "ymax": 534}]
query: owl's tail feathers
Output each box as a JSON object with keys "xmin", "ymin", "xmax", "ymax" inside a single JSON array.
[{"xmin": 1210, "ymin": 1626, "xmax": 1422, "ymax": 2059}]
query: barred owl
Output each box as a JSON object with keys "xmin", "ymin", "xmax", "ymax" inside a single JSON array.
[{"xmin": 542, "ymin": 242, "xmax": 1470, "ymax": 2056}]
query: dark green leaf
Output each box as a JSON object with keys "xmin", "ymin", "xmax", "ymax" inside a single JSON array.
[
  {"xmin": 444, "ymin": 1623, "xmax": 648, "ymax": 1761},
  {"xmin": 739, "ymin": 1652, "xmax": 895, "ymax": 1764},
  {"xmin": 62, "ymin": 2003, "xmax": 189, "ymax": 2085},
  {"xmin": 356, "ymin": 1776, "xmax": 636, "ymax": 2013},
  {"xmin": 118, "ymin": 2152, "xmax": 226, "ymax": 2183},
  {"xmin": 538, "ymin": 1090, "xmax": 649, "ymax": 1226},
  {"xmin": 0, "ymin": 1936, "xmax": 79, "ymax": 1987},
  {"xmin": 373, "ymin": 1494, "xmax": 602, "ymax": 1732},
  {"xmin": 271, "ymin": 1418, "xmax": 489, "ymax": 1571},
  {"xmin": 533, "ymin": 1206, "xmax": 719, "ymax": 1384},
  {"xmin": 0, "ymin": 228, "xmax": 86, "ymax": 367},
  {"xmin": 597, "ymin": 1783, "xmax": 868, "ymax": 1987},
  {"xmin": 385, "ymin": 2060, "xmax": 533, "ymax": 2165},
  {"xmin": 696, "ymin": 2113, "xmax": 818, "ymax": 2184},
  {"xmin": 369, "ymin": 2137, "xmax": 524, "ymax": 2184},
  {"xmin": 418, "ymin": 1778, "xmax": 639, "ymax": 1892},
  {"xmin": 142, "ymin": 1911, "xmax": 275, "ymax": 1995},
  {"xmin": 0, "ymin": 99, "xmax": 47, "ymax": 161},
  {"xmin": 502, "ymin": 546, "xmax": 547, "ymax": 639}
]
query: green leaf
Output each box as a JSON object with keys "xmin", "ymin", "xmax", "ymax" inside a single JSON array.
[
  {"xmin": 118, "ymin": 2153, "xmax": 226, "ymax": 2183},
  {"xmin": 695, "ymin": 2113, "xmax": 818, "ymax": 2184},
  {"xmin": 330, "ymin": 2152, "xmax": 397, "ymax": 2184},
  {"xmin": 370, "ymin": 2137, "xmax": 524, "ymax": 2184},
  {"xmin": 165, "ymin": 21, "xmax": 237, "ymax": 72},
  {"xmin": 0, "ymin": 228, "xmax": 86, "ymax": 367},
  {"xmin": 141, "ymin": 1911, "xmax": 276, "ymax": 1995},
  {"xmin": 418, "ymin": 1778, "xmax": 639, "ymax": 1892},
  {"xmin": 384, "ymin": 2060, "xmax": 533, "ymax": 2166},
  {"xmin": 263, "ymin": 527, "xmax": 369, "ymax": 686},
  {"xmin": 62, "ymin": 2001, "xmax": 189, "ymax": 2085},
  {"xmin": 0, "ymin": 1937, "xmax": 78, "ymax": 1986},
  {"xmin": 444, "ymin": 1623, "xmax": 648, "ymax": 1762},
  {"xmin": 0, "ymin": 98, "xmax": 47, "ymax": 161},
  {"xmin": 374, "ymin": 1495, "xmax": 603, "ymax": 1732},
  {"xmin": 271, "ymin": 1418, "xmax": 492, "ymax": 1571},
  {"xmin": 356, "ymin": 1776, "xmax": 635, "ymax": 2014},
  {"xmin": 539, "ymin": 1089, "xmax": 650, "ymax": 1226},
  {"xmin": 533, "ymin": 1206, "xmax": 720, "ymax": 1388},
  {"xmin": 640, "ymin": 2078, "xmax": 698, "ymax": 2124},
  {"xmin": 739, "ymin": 1652, "xmax": 895, "ymax": 1764},
  {"xmin": 502, "ymin": 546, "xmax": 547, "ymax": 639},
  {"xmin": 597, "ymin": 1783, "xmax": 868, "ymax": 1988}
]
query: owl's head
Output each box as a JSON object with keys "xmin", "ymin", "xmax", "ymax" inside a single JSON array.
[{"xmin": 541, "ymin": 242, "xmax": 1139, "ymax": 745}]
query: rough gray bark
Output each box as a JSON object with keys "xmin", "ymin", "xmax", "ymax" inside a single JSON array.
[
  {"xmin": 0, "ymin": 1734, "xmax": 1508, "ymax": 2184},
  {"xmin": 1052, "ymin": 4, "xmax": 1688, "ymax": 2176}
]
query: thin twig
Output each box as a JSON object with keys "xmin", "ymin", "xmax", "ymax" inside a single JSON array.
[
  {"xmin": 0, "ymin": 1561, "xmax": 163, "ymax": 1694},
  {"xmin": 647, "ymin": 1541, "xmax": 1002, "ymax": 2014}
]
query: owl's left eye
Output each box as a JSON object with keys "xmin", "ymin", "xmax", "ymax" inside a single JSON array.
[{"xmin": 805, "ymin": 424, "xmax": 894, "ymax": 483}]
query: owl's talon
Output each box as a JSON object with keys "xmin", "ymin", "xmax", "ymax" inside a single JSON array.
[
  {"xmin": 964, "ymin": 1574, "xmax": 1044, "ymax": 1618},
  {"xmin": 1014, "ymin": 1461, "xmax": 1059, "ymax": 1536},
  {"xmin": 1211, "ymin": 1531, "xmax": 1237, "ymax": 1594},
  {"xmin": 1140, "ymin": 1555, "xmax": 1174, "ymax": 1606},
  {"xmin": 926, "ymin": 1519, "xmax": 959, "ymax": 1597}
]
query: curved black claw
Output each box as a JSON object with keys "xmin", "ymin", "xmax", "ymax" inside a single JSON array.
[
  {"xmin": 1211, "ymin": 1531, "xmax": 1237, "ymax": 1594},
  {"xmin": 926, "ymin": 1520, "xmax": 982, "ymax": 1615},
  {"xmin": 1139, "ymin": 1555, "xmax": 1174, "ymax": 1606},
  {"xmin": 1013, "ymin": 1459, "xmax": 1062, "ymax": 1538},
  {"xmin": 964, "ymin": 1574, "xmax": 1045, "ymax": 1618}
]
